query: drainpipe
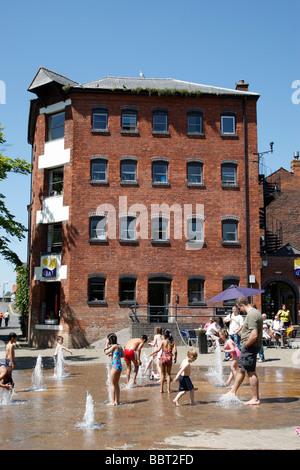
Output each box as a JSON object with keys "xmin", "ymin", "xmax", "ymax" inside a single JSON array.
[
  {"xmin": 26, "ymin": 144, "xmax": 33, "ymax": 344},
  {"xmin": 243, "ymin": 97, "xmax": 249, "ymax": 287}
]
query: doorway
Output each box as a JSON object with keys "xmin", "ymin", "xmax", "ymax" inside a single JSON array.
[
  {"xmin": 148, "ymin": 278, "xmax": 171, "ymax": 323},
  {"xmin": 262, "ymin": 281, "xmax": 296, "ymax": 323}
]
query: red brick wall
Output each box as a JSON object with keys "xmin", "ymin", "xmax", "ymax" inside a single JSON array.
[
  {"xmin": 266, "ymin": 165, "xmax": 300, "ymax": 248},
  {"xmin": 29, "ymin": 90, "xmax": 261, "ymax": 347}
]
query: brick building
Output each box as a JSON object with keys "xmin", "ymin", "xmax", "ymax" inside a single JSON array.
[
  {"xmin": 27, "ymin": 67, "xmax": 261, "ymax": 347},
  {"xmin": 260, "ymin": 155, "xmax": 300, "ymax": 322}
]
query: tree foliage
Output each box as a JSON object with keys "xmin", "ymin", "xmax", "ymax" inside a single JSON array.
[
  {"xmin": 0, "ymin": 124, "xmax": 31, "ymax": 266},
  {"xmin": 15, "ymin": 264, "xmax": 29, "ymax": 335}
]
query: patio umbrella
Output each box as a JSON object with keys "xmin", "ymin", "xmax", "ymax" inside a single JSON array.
[{"xmin": 205, "ymin": 285, "xmax": 265, "ymax": 303}]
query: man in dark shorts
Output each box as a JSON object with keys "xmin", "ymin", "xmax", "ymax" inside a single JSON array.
[{"xmin": 224, "ymin": 297, "xmax": 263, "ymax": 405}]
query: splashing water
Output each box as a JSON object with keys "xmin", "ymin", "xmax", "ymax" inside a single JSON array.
[
  {"xmin": 0, "ymin": 340, "xmax": 6, "ymax": 363},
  {"xmin": 31, "ymin": 355, "xmax": 46, "ymax": 391},
  {"xmin": 137, "ymin": 351, "xmax": 148, "ymax": 378},
  {"xmin": 76, "ymin": 392, "xmax": 104, "ymax": 430},
  {"xmin": 0, "ymin": 387, "xmax": 14, "ymax": 405},
  {"xmin": 106, "ymin": 358, "xmax": 112, "ymax": 402},
  {"xmin": 217, "ymin": 393, "xmax": 243, "ymax": 408},
  {"xmin": 82, "ymin": 393, "xmax": 95, "ymax": 427},
  {"xmin": 206, "ymin": 340, "xmax": 225, "ymax": 386},
  {"xmin": 55, "ymin": 346, "xmax": 67, "ymax": 378}
]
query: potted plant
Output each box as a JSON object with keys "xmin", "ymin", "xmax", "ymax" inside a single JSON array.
[{"xmin": 45, "ymin": 312, "xmax": 58, "ymax": 325}]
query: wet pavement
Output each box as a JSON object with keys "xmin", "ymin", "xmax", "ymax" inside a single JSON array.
[{"xmin": 1, "ymin": 362, "xmax": 300, "ymax": 450}]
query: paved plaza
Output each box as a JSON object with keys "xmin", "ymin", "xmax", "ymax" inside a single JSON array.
[{"xmin": 1, "ymin": 309, "xmax": 300, "ymax": 451}]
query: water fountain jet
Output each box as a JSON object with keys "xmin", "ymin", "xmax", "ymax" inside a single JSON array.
[
  {"xmin": 75, "ymin": 392, "xmax": 104, "ymax": 430},
  {"xmin": 31, "ymin": 354, "xmax": 47, "ymax": 391}
]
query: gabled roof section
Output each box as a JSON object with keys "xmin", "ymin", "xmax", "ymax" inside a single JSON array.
[
  {"xmin": 81, "ymin": 76, "xmax": 259, "ymax": 97},
  {"xmin": 28, "ymin": 66, "xmax": 79, "ymax": 92}
]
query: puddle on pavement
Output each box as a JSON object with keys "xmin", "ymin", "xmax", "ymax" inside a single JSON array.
[{"xmin": 0, "ymin": 364, "xmax": 299, "ymax": 450}]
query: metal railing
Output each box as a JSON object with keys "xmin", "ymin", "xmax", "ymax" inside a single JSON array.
[{"xmin": 129, "ymin": 303, "xmax": 233, "ymax": 325}]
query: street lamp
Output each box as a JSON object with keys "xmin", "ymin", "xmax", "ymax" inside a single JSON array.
[{"xmin": 253, "ymin": 142, "xmax": 274, "ymax": 177}]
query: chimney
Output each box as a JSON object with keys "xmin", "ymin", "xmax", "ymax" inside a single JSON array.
[
  {"xmin": 291, "ymin": 151, "xmax": 300, "ymax": 181},
  {"xmin": 235, "ymin": 80, "xmax": 249, "ymax": 92}
]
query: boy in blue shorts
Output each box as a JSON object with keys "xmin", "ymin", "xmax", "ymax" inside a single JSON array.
[{"xmin": 173, "ymin": 348, "xmax": 198, "ymax": 406}]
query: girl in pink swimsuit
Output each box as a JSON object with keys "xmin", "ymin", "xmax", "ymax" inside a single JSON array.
[
  {"xmin": 219, "ymin": 328, "xmax": 241, "ymax": 386},
  {"xmin": 150, "ymin": 329, "xmax": 177, "ymax": 394}
]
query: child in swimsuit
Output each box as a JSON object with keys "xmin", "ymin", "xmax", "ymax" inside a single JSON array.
[
  {"xmin": 150, "ymin": 329, "xmax": 177, "ymax": 394},
  {"xmin": 104, "ymin": 333, "xmax": 124, "ymax": 406},
  {"xmin": 219, "ymin": 328, "xmax": 241, "ymax": 386},
  {"xmin": 173, "ymin": 348, "xmax": 198, "ymax": 406},
  {"xmin": 144, "ymin": 327, "xmax": 163, "ymax": 379}
]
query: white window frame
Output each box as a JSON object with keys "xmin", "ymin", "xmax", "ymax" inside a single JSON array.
[
  {"xmin": 119, "ymin": 215, "xmax": 137, "ymax": 240},
  {"xmin": 90, "ymin": 216, "xmax": 107, "ymax": 240},
  {"xmin": 221, "ymin": 115, "xmax": 235, "ymax": 135},
  {"xmin": 49, "ymin": 167, "xmax": 64, "ymax": 196},
  {"xmin": 151, "ymin": 215, "xmax": 169, "ymax": 241},
  {"xmin": 187, "ymin": 216, "xmax": 204, "ymax": 242}
]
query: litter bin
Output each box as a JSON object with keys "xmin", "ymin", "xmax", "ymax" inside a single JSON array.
[{"xmin": 198, "ymin": 331, "xmax": 208, "ymax": 354}]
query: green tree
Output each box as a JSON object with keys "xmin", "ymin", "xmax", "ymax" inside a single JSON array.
[
  {"xmin": 0, "ymin": 124, "xmax": 31, "ymax": 266},
  {"xmin": 15, "ymin": 264, "xmax": 29, "ymax": 336}
]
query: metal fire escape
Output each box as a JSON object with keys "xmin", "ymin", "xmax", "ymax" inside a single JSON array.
[{"xmin": 259, "ymin": 173, "xmax": 283, "ymax": 253}]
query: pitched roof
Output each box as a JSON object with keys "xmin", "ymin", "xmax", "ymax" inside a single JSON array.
[
  {"xmin": 270, "ymin": 243, "xmax": 300, "ymax": 256},
  {"xmin": 28, "ymin": 66, "xmax": 79, "ymax": 91},
  {"xmin": 80, "ymin": 76, "xmax": 259, "ymax": 96},
  {"xmin": 28, "ymin": 67, "xmax": 259, "ymax": 97}
]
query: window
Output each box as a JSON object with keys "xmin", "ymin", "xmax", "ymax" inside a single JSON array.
[
  {"xmin": 91, "ymin": 159, "xmax": 107, "ymax": 182},
  {"xmin": 92, "ymin": 109, "xmax": 108, "ymax": 130},
  {"xmin": 187, "ymin": 162, "xmax": 203, "ymax": 184},
  {"xmin": 119, "ymin": 216, "xmax": 136, "ymax": 240},
  {"xmin": 223, "ymin": 278, "xmax": 239, "ymax": 291},
  {"xmin": 121, "ymin": 110, "xmax": 137, "ymax": 131},
  {"xmin": 222, "ymin": 220, "xmax": 238, "ymax": 242},
  {"xmin": 48, "ymin": 112, "xmax": 65, "ymax": 141},
  {"xmin": 188, "ymin": 278, "xmax": 204, "ymax": 303},
  {"xmin": 153, "ymin": 111, "xmax": 168, "ymax": 132},
  {"xmin": 187, "ymin": 112, "xmax": 202, "ymax": 134},
  {"xmin": 152, "ymin": 161, "xmax": 168, "ymax": 183},
  {"xmin": 47, "ymin": 223, "xmax": 62, "ymax": 253},
  {"xmin": 121, "ymin": 160, "xmax": 137, "ymax": 182},
  {"xmin": 119, "ymin": 278, "xmax": 136, "ymax": 303},
  {"xmin": 88, "ymin": 277, "xmax": 106, "ymax": 302},
  {"xmin": 90, "ymin": 216, "xmax": 106, "ymax": 240},
  {"xmin": 187, "ymin": 217, "xmax": 204, "ymax": 242},
  {"xmin": 223, "ymin": 277, "xmax": 239, "ymax": 304},
  {"xmin": 222, "ymin": 163, "xmax": 237, "ymax": 185},
  {"xmin": 151, "ymin": 215, "xmax": 169, "ymax": 241},
  {"xmin": 49, "ymin": 167, "xmax": 63, "ymax": 196},
  {"xmin": 221, "ymin": 114, "xmax": 235, "ymax": 135}
]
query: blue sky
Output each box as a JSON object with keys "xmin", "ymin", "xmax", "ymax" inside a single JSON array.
[{"xmin": 0, "ymin": 0, "xmax": 299, "ymax": 291}]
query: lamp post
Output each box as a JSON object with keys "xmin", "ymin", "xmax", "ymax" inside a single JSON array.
[{"xmin": 253, "ymin": 141, "xmax": 274, "ymax": 177}]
